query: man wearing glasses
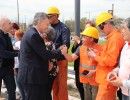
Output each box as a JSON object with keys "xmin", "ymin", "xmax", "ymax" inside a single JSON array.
[
  {"xmin": 89, "ymin": 12, "xmax": 125, "ymax": 100},
  {"xmin": 47, "ymin": 6, "xmax": 70, "ymax": 100}
]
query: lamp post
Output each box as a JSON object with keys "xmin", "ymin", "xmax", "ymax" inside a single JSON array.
[
  {"xmin": 23, "ymin": 14, "xmax": 26, "ymax": 30},
  {"xmin": 75, "ymin": 0, "xmax": 80, "ymax": 37},
  {"xmin": 17, "ymin": 0, "xmax": 19, "ymax": 26},
  {"xmin": 108, "ymin": 4, "xmax": 114, "ymax": 16}
]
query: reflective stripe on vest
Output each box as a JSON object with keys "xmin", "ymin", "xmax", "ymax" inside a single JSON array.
[{"xmin": 80, "ymin": 63, "xmax": 96, "ymax": 70}]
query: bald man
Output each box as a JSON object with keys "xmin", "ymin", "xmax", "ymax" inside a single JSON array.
[{"xmin": 0, "ymin": 17, "xmax": 18, "ymax": 100}]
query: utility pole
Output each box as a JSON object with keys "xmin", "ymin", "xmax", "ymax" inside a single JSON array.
[
  {"xmin": 112, "ymin": 4, "xmax": 114, "ymax": 16},
  {"xmin": 17, "ymin": 0, "xmax": 19, "ymax": 26},
  {"xmin": 75, "ymin": 0, "xmax": 80, "ymax": 36},
  {"xmin": 108, "ymin": 4, "xmax": 114, "ymax": 16}
]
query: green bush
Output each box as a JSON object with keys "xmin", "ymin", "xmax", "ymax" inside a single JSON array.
[{"xmin": 68, "ymin": 41, "xmax": 74, "ymax": 66}]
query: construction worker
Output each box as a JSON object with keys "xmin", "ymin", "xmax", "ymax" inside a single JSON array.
[
  {"xmin": 62, "ymin": 27, "xmax": 102, "ymax": 100},
  {"xmin": 47, "ymin": 6, "xmax": 70, "ymax": 100},
  {"xmin": 88, "ymin": 12, "xmax": 125, "ymax": 100},
  {"xmin": 71, "ymin": 21, "xmax": 96, "ymax": 100}
]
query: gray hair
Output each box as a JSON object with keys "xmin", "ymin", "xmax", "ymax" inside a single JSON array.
[
  {"xmin": 108, "ymin": 19, "xmax": 115, "ymax": 26},
  {"xmin": 45, "ymin": 26, "xmax": 55, "ymax": 41},
  {"xmin": 123, "ymin": 17, "xmax": 130, "ymax": 31},
  {"xmin": 33, "ymin": 12, "xmax": 48, "ymax": 25}
]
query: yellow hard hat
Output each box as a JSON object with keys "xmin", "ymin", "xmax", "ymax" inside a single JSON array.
[
  {"xmin": 96, "ymin": 12, "xmax": 113, "ymax": 26},
  {"xmin": 81, "ymin": 27, "xmax": 99, "ymax": 39},
  {"xmin": 47, "ymin": 6, "xmax": 60, "ymax": 15}
]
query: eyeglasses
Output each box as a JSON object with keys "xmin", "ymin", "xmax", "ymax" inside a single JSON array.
[
  {"xmin": 48, "ymin": 15, "xmax": 55, "ymax": 19},
  {"xmin": 98, "ymin": 22, "xmax": 107, "ymax": 30}
]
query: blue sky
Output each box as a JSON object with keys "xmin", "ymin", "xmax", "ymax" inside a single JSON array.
[{"xmin": 0, "ymin": 0, "xmax": 130, "ymax": 24}]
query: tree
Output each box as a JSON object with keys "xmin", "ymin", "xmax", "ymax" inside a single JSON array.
[
  {"xmin": 65, "ymin": 19, "xmax": 75, "ymax": 32},
  {"xmin": 113, "ymin": 16, "xmax": 124, "ymax": 29},
  {"xmin": 65, "ymin": 17, "xmax": 89, "ymax": 33},
  {"xmin": 80, "ymin": 17, "xmax": 88, "ymax": 31}
]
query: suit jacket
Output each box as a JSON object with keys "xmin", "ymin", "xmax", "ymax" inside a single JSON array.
[
  {"xmin": 0, "ymin": 29, "xmax": 18, "ymax": 68},
  {"xmin": 17, "ymin": 27, "xmax": 62, "ymax": 85}
]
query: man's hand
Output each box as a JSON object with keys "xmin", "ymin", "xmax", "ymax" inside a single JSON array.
[
  {"xmin": 74, "ymin": 36, "xmax": 80, "ymax": 44},
  {"xmin": 107, "ymin": 71, "xmax": 123, "ymax": 87},
  {"xmin": 107, "ymin": 71, "xmax": 117, "ymax": 81},
  {"xmin": 61, "ymin": 45, "xmax": 68, "ymax": 55},
  {"xmin": 13, "ymin": 46, "xmax": 19, "ymax": 50},
  {"xmin": 109, "ymin": 77, "xmax": 123, "ymax": 87},
  {"xmin": 58, "ymin": 45, "xmax": 66, "ymax": 50},
  {"xmin": 85, "ymin": 70, "xmax": 96, "ymax": 78},
  {"xmin": 87, "ymin": 48, "xmax": 96, "ymax": 58}
]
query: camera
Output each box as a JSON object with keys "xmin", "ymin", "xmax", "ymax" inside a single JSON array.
[
  {"xmin": 82, "ymin": 70, "xmax": 89, "ymax": 75},
  {"xmin": 70, "ymin": 36, "xmax": 74, "ymax": 41}
]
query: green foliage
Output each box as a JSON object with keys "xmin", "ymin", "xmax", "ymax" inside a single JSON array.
[
  {"xmin": 80, "ymin": 17, "xmax": 87, "ymax": 31},
  {"xmin": 113, "ymin": 16, "xmax": 124, "ymax": 29},
  {"xmin": 64, "ymin": 16, "xmax": 124, "ymax": 34},
  {"xmin": 65, "ymin": 17, "xmax": 89, "ymax": 32},
  {"xmin": 68, "ymin": 41, "xmax": 74, "ymax": 66},
  {"xmin": 98, "ymin": 40, "xmax": 106, "ymax": 45},
  {"xmin": 65, "ymin": 20, "xmax": 75, "ymax": 32}
]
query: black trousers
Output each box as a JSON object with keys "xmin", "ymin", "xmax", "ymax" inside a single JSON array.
[
  {"xmin": 75, "ymin": 69, "xmax": 84, "ymax": 100},
  {"xmin": 24, "ymin": 83, "xmax": 47, "ymax": 100},
  {"xmin": 23, "ymin": 75, "xmax": 56, "ymax": 100},
  {"xmin": 0, "ymin": 79, "xmax": 1, "ymax": 95},
  {"xmin": 0, "ymin": 67, "xmax": 16, "ymax": 100},
  {"xmin": 46, "ymin": 75, "xmax": 57, "ymax": 100},
  {"xmin": 117, "ymin": 88, "xmax": 122, "ymax": 100}
]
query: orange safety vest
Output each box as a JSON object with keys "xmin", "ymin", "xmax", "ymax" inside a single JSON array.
[{"xmin": 79, "ymin": 44, "xmax": 102, "ymax": 86}]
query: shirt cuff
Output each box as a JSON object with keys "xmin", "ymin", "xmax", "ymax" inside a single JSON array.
[
  {"xmin": 122, "ymin": 80, "xmax": 129, "ymax": 88},
  {"xmin": 113, "ymin": 67, "xmax": 119, "ymax": 73}
]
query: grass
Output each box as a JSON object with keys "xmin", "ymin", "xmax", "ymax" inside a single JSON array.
[
  {"xmin": 68, "ymin": 41, "xmax": 74, "ymax": 66},
  {"xmin": 68, "ymin": 40, "xmax": 106, "ymax": 67},
  {"xmin": 98, "ymin": 40, "xmax": 106, "ymax": 45}
]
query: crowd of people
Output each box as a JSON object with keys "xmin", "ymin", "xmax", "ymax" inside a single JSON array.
[{"xmin": 0, "ymin": 6, "xmax": 130, "ymax": 100}]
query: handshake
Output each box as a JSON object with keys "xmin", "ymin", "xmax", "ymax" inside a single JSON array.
[{"xmin": 59, "ymin": 45, "xmax": 68, "ymax": 55}]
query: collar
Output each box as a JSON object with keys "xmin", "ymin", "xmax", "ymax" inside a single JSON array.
[
  {"xmin": 107, "ymin": 28, "xmax": 120, "ymax": 39},
  {"xmin": 51, "ymin": 20, "xmax": 60, "ymax": 27},
  {"xmin": 33, "ymin": 26, "xmax": 41, "ymax": 35}
]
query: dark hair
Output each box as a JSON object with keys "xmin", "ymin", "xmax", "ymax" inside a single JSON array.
[
  {"xmin": 94, "ymin": 38, "xmax": 99, "ymax": 43},
  {"xmin": 85, "ymin": 21, "xmax": 96, "ymax": 27},
  {"xmin": 12, "ymin": 23, "xmax": 19, "ymax": 30},
  {"xmin": 108, "ymin": 19, "xmax": 115, "ymax": 26}
]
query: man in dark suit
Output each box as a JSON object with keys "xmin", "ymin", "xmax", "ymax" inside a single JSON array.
[
  {"xmin": 17, "ymin": 12, "xmax": 64, "ymax": 100},
  {"xmin": 0, "ymin": 17, "xmax": 18, "ymax": 100}
]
